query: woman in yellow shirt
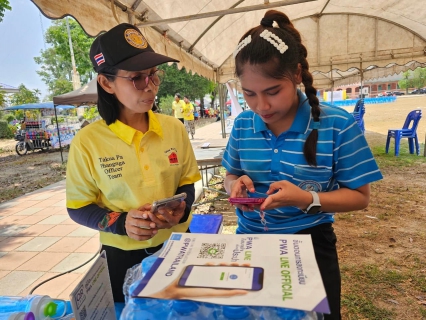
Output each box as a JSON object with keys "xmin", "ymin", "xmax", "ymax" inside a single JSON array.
[{"xmin": 66, "ymin": 23, "xmax": 201, "ymax": 302}]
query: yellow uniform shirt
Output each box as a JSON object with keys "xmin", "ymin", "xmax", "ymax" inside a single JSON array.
[
  {"xmin": 182, "ymin": 102, "xmax": 194, "ymax": 121},
  {"xmin": 66, "ymin": 111, "xmax": 201, "ymax": 251},
  {"xmin": 172, "ymin": 100, "xmax": 185, "ymax": 119}
]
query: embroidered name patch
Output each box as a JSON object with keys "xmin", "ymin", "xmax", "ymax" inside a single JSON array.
[{"xmin": 164, "ymin": 148, "xmax": 179, "ymax": 166}]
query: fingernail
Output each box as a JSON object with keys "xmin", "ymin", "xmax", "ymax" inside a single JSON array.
[
  {"xmin": 150, "ymin": 223, "xmax": 156, "ymax": 228},
  {"xmin": 142, "ymin": 214, "xmax": 148, "ymax": 219},
  {"xmin": 152, "ymin": 230, "xmax": 157, "ymax": 234}
]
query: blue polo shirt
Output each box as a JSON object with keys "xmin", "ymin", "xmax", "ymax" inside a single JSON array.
[{"xmin": 222, "ymin": 90, "xmax": 382, "ymax": 234}]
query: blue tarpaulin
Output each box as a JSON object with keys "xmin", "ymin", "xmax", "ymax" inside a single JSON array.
[{"xmin": 3, "ymin": 102, "xmax": 75, "ymax": 111}]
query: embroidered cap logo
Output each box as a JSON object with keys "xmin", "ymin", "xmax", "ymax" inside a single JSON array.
[{"xmin": 124, "ymin": 28, "xmax": 148, "ymax": 49}]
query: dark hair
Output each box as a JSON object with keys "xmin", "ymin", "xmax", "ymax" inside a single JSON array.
[
  {"xmin": 97, "ymin": 66, "xmax": 120, "ymax": 125},
  {"xmin": 183, "ymin": 95, "xmax": 189, "ymax": 100},
  {"xmin": 175, "ymin": 93, "xmax": 181, "ymax": 99},
  {"xmin": 235, "ymin": 10, "xmax": 320, "ymax": 166}
]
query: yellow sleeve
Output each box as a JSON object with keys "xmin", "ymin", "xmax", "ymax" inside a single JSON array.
[{"xmin": 66, "ymin": 134, "xmax": 100, "ymax": 209}]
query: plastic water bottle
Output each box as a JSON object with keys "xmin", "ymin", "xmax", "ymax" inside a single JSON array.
[
  {"xmin": 0, "ymin": 312, "xmax": 35, "ymax": 320},
  {"xmin": 260, "ymin": 307, "xmax": 315, "ymax": 320},
  {"xmin": 167, "ymin": 300, "xmax": 204, "ymax": 320},
  {"xmin": 141, "ymin": 255, "xmax": 158, "ymax": 278},
  {"xmin": 0, "ymin": 295, "xmax": 67, "ymax": 320},
  {"xmin": 198, "ymin": 302, "xmax": 220, "ymax": 320},
  {"xmin": 218, "ymin": 306, "xmax": 254, "ymax": 320},
  {"xmin": 120, "ymin": 298, "xmax": 169, "ymax": 320}
]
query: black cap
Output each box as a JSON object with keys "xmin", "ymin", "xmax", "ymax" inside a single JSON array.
[{"xmin": 90, "ymin": 23, "xmax": 179, "ymax": 73}]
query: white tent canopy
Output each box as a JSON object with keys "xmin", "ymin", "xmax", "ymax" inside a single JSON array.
[{"xmin": 32, "ymin": 0, "xmax": 426, "ymax": 89}]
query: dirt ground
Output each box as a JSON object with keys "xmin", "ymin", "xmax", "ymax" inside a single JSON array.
[{"xmin": 1, "ymin": 98, "xmax": 426, "ymax": 319}]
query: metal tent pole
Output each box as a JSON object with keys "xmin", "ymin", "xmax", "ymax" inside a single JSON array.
[
  {"xmin": 359, "ymin": 55, "xmax": 364, "ymax": 99},
  {"xmin": 54, "ymin": 105, "xmax": 64, "ymax": 163},
  {"xmin": 330, "ymin": 58, "xmax": 334, "ymax": 105},
  {"xmin": 218, "ymin": 83, "xmax": 227, "ymax": 138}
]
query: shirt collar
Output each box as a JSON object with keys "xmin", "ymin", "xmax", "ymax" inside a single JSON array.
[
  {"xmin": 253, "ymin": 89, "xmax": 311, "ymax": 134},
  {"xmin": 108, "ymin": 110, "xmax": 164, "ymax": 145}
]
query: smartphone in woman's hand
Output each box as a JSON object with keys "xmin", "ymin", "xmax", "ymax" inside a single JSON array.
[
  {"xmin": 151, "ymin": 193, "xmax": 187, "ymax": 213},
  {"xmin": 228, "ymin": 197, "xmax": 266, "ymax": 205}
]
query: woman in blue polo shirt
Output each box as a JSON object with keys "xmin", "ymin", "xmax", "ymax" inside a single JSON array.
[
  {"xmin": 222, "ymin": 10, "xmax": 382, "ymax": 320},
  {"xmin": 66, "ymin": 23, "xmax": 201, "ymax": 302}
]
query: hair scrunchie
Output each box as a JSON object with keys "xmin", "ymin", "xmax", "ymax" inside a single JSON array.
[{"xmin": 260, "ymin": 18, "xmax": 274, "ymax": 27}]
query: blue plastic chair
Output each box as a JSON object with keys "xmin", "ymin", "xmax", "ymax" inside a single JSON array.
[
  {"xmin": 385, "ymin": 109, "xmax": 422, "ymax": 156},
  {"xmin": 351, "ymin": 99, "xmax": 365, "ymax": 133}
]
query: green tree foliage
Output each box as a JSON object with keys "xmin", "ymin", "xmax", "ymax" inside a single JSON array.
[
  {"xmin": 0, "ymin": 0, "xmax": 11, "ymax": 23},
  {"xmin": 157, "ymin": 64, "xmax": 215, "ymax": 106},
  {"xmin": 50, "ymin": 78, "xmax": 73, "ymax": 99},
  {"xmin": 34, "ymin": 18, "xmax": 94, "ymax": 99},
  {"xmin": 412, "ymin": 68, "xmax": 426, "ymax": 89},
  {"xmin": 3, "ymin": 114, "xmax": 14, "ymax": 123},
  {"xmin": 398, "ymin": 71, "xmax": 414, "ymax": 94},
  {"xmin": 159, "ymin": 95, "xmax": 175, "ymax": 115},
  {"xmin": 0, "ymin": 87, "xmax": 6, "ymax": 108},
  {"xmin": 0, "ymin": 120, "xmax": 13, "ymax": 138},
  {"xmin": 398, "ymin": 68, "xmax": 426, "ymax": 92},
  {"xmin": 83, "ymin": 106, "xmax": 100, "ymax": 120},
  {"xmin": 10, "ymin": 84, "xmax": 40, "ymax": 105}
]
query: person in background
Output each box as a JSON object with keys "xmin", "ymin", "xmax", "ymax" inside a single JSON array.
[
  {"xmin": 151, "ymin": 101, "xmax": 159, "ymax": 113},
  {"xmin": 194, "ymin": 106, "xmax": 200, "ymax": 120},
  {"xmin": 172, "ymin": 93, "xmax": 185, "ymax": 123},
  {"xmin": 182, "ymin": 95, "xmax": 195, "ymax": 139},
  {"xmin": 222, "ymin": 10, "xmax": 383, "ymax": 320},
  {"xmin": 66, "ymin": 23, "xmax": 201, "ymax": 302},
  {"xmin": 20, "ymin": 119, "xmax": 26, "ymax": 130}
]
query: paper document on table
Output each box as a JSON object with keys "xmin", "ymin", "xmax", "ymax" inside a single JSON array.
[{"xmin": 130, "ymin": 233, "xmax": 329, "ymax": 314}]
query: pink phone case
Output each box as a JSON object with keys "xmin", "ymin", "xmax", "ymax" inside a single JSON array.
[{"xmin": 228, "ymin": 197, "xmax": 266, "ymax": 205}]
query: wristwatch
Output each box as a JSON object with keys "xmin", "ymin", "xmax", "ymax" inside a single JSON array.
[{"xmin": 303, "ymin": 191, "xmax": 321, "ymax": 214}]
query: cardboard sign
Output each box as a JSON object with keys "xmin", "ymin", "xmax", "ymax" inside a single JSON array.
[
  {"xmin": 131, "ymin": 233, "xmax": 330, "ymax": 314},
  {"xmin": 69, "ymin": 251, "xmax": 116, "ymax": 320}
]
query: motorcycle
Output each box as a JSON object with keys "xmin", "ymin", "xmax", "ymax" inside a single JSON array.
[{"xmin": 14, "ymin": 131, "xmax": 50, "ymax": 156}]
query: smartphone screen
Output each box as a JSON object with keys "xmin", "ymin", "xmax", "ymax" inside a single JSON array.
[{"xmin": 178, "ymin": 265, "xmax": 263, "ymax": 291}]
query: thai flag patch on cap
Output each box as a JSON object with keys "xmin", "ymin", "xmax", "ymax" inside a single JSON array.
[{"xmin": 94, "ymin": 53, "xmax": 105, "ymax": 66}]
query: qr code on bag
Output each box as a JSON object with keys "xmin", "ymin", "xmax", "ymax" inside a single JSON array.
[
  {"xmin": 197, "ymin": 243, "xmax": 226, "ymax": 259},
  {"xmin": 79, "ymin": 306, "xmax": 87, "ymax": 320}
]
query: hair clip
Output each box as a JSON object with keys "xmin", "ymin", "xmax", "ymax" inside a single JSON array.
[
  {"xmin": 233, "ymin": 35, "xmax": 252, "ymax": 58},
  {"xmin": 259, "ymin": 30, "xmax": 288, "ymax": 54},
  {"xmin": 312, "ymin": 121, "xmax": 320, "ymax": 129}
]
